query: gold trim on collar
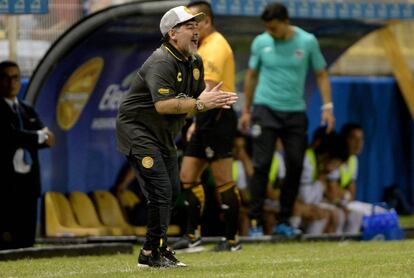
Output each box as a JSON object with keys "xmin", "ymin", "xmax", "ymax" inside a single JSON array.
[{"xmin": 164, "ymin": 45, "xmax": 183, "ymax": 61}]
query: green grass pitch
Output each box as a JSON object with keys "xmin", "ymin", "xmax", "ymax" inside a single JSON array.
[{"xmin": 1, "ymin": 240, "xmax": 414, "ymax": 277}]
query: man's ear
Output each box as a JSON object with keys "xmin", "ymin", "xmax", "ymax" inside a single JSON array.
[{"xmin": 168, "ymin": 28, "xmax": 178, "ymax": 40}]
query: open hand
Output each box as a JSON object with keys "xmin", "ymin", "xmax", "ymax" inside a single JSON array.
[{"xmin": 198, "ymin": 82, "xmax": 238, "ymax": 110}]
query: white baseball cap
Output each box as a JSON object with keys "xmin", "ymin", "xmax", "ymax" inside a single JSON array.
[{"xmin": 160, "ymin": 6, "xmax": 205, "ymax": 37}]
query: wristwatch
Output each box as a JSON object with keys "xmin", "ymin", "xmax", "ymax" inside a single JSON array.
[{"xmin": 195, "ymin": 98, "xmax": 205, "ymax": 112}]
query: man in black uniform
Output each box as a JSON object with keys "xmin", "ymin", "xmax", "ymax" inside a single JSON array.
[{"xmin": 116, "ymin": 5, "xmax": 238, "ymax": 268}]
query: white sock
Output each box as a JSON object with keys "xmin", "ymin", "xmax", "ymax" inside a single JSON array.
[{"xmin": 290, "ymin": 216, "xmax": 301, "ymax": 229}]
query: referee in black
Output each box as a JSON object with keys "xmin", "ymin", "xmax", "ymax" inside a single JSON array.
[{"xmin": 116, "ymin": 6, "xmax": 238, "ymax": 268}]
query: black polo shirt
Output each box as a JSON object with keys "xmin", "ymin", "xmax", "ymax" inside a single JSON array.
[{"xmin": 116, "ymin": 42, "xmax": 205, "ymax": 156}]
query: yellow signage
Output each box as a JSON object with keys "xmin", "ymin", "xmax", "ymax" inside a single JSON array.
[{"xmin": 56, "ymin": 57, "xmax": 104, "ymax": 130}]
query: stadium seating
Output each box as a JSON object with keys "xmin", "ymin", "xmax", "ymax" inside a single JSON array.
[
  {"xmin": 44, "ymin": 190, "xmax": 180, "ymax": 238},
  {"xmin": 44, "ymin": 192, "xmax": 108, "ymax": 237},
  {"xmin": 117, "ymin": 190, "xmax": 141, "ymax": 212},
  {"xmin": 116, "ymin": 190, "xmax": 181, "ymax": 236},
  {"xmin": 92, "ymin": 191, "xmax": 146, "ymax": 236},
  {"xmin": 68, "ymin": 192, "xmax": 124, "ymax": 236}
]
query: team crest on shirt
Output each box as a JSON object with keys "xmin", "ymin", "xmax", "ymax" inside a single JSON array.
[
  {"xmin": 193, "ymin": 68, "xmax": 200, "ymax": 80},
  {"xmin": 294, "ymin": 49, "xmax": 304, "ymax": 59},
  {"xmin": 142, "ymin": 156, "xmax": 154, "ymax": 169},
  {"xmin": 263, "ymin": 46, "xmax": 272, "ymax": 53}
]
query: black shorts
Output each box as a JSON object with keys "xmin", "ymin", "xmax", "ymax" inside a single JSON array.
[{"xmin": 184, "ymin": 108, "xmax": 238, "ymax": 160}]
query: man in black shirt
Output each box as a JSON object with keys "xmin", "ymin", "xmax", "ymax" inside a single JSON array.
[{"xmin": 116, "ymin": 5, "xmax": 238, "ymax": 268}]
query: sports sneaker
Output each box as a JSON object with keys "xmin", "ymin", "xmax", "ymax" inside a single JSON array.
[
  {"xmin": 137, "ymin": 249, "xmax": 175, "ymax": 268},
  {"xmin": 273, "ymin": 223, "xmax": 302, "ymax": 238},
  {"xmin": 212, "ymin": 239, "xmax": 242, "ymax": 252},
  {"xmin": 160, "ymin": 247, "xmax": 187, "ymax": 267},
  {"xmin": 248, "ymin": 226, "xmax": 264, "ymax": 237},
  {"xmin": 171, "ymin": 234, "xmax": 204, "ymax": 253}
]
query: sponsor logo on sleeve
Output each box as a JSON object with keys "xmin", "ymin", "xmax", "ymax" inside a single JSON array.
[{"xmin": 158, "ymin": 88, "xmax": 170, "ymax": 94}]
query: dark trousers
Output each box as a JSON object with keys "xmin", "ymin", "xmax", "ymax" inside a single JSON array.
[
  {"xmin": 128, "ymin": 150, "xmax": 180, "ymax": 250},
  {"xmin": 0, "ymin": 177, "xmax": 38, "ymax": 250},
  {"xmin": 248, "ymin": 105, "xmax": 308, "ymax": 225}
]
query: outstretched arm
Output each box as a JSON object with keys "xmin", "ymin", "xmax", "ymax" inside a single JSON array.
[{"xmin": 154, "ymin": 82, "xmax": 238, "ymax": 115}]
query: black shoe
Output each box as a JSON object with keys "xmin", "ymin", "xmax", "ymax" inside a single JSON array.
[
  {"xmin": 171, "ymin": 234, "xmax": 204, "ymax": 252},
  {"xmin": 137, "ymin": 249, "xmax": 175, "ymax": 268},
  {"xmin": 212, "ymin": 239, "xmax": 242, "ymax": 252},
  {"xmin": 160, "ymin": 247, "xmax": 187, "ymax": 267}
]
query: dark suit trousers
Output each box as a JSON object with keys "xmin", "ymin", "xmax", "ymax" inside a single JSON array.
[{"xmin": 0, "ymin": 174, "xmax": 38, "ymax": 249}]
